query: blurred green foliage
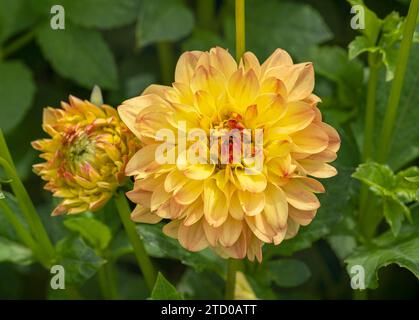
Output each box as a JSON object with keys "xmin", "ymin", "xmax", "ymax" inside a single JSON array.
[{"xmin": 0, "ymin": 0, "xmax": 418, "ymax": 300}]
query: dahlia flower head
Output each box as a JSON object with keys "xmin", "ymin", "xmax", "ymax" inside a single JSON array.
[
  {"xmin": 119, "ymin": 47, "xmax": 340, "ymax": 261},
  {"xmin": 32, "ymin": 96, "xmax": 137, "ymax": 215}
]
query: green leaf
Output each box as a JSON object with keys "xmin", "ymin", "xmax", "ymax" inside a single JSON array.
[
  {"xmin": 137, "ymin": 224, "xmax": 225, "ymax": 276},
  {"xmin": 0, "ymin": 237, "xmax": 33, "ymax": 265},
  {"xmin": 267, "ymin": 259, "xmax": 311, "ymax": 288},
  {"xmin": 224, "ymin": 0, "xmax": 332, "ymax": 60},
  {"xmin": 36, "ymin": 23, "xmax": 118, "ymax": 89},
  {"xmin": 0, "ymin": 0, "xmax": 39, "ymax": 45},
  {"xmin": 347, "ymin": 4, "xmax": 404, "ymax": 81},
  {"xmin": 0, "ymin": 61, "xmax": 35, "ymax": 133},
  {"xmin": 63, "ymin": 216, "xmax": 112, "ymax": 250},
  {"xmin": 352, "ymin": 162, "xmax": 395, "ymax": 197},
  {"xmin": 150, "ymin": 273, "xmax": 183, "ymax": 300},
  {"xmin": 394, "ymin": 167, "xmax": 419, "ymax": 202},
  {"xmin": 352, "ymin": 163, "xmax": 418, "ymax": 203},
  {"xmin": 345, "ymin": 222, "xmax": 419, "ymax": 289},
  {"xmin": 348, "ymin": 35, "xmax": 379, "ymax": 60},
  {"xmin": 383, "ymin": 197, "xmax": 407, "ymax": 236},
  {"xmin": 55, "ymin": 236, "xmax": 105, "ymax": 285},
  {"xmin": 63, "ymin": 0, "xmax": 141, "ymax": 29},
  {"xmin": 352, "ymin": 162, "xmax": 415, "ymax": 235},
  {"xmin": 136, "ymin": 0, "xmax": 194, "ymax": 48}
]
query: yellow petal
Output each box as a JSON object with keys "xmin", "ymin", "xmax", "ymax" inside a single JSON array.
[
  {"xmin": 219, "ymin": 216, "xmax": 243, "ymax": 247},
  {"xmin": 282, "ymin": 180, "xmax": 320, "ymax": 211},
  {"xmin": 118, "ymin": 94, "xmax": 166, "ymax": 138},
  {"xmin": 163, "ymin": 220, "xmax": 181, "ymax": 239},
  {"xmin": 229, "ymin": 191, "xmax": 245, "ymax": 220},
  {"xmin": 164, "ymin": 170, "xmax": 187, "ymax": 193},
  {"xmin": 183, "ymin": 200, "xmax": 204, "ymax": 226},
  {"xmin": 184, "ymin": 163, "xmax": 215, "ymax": 180},
  {"xmin": 131, "ymin": 205, "xmax": 162, "ymax": 224},
  {"xmin": 298, "ymin": 159, "xmax": 337, "ymax": 178},
  {"xmin": 319, "ymin": 122, "xmax": 341, "ymax": 153},
  {"xmin": 264, "ymin": 184, "xmax": 288, "ymax": 229},
  {"xmin": 288, "ymin": 205, "xmax": 316, "ymax": 226},
  {"xmin": 174, "ymin": 179, "xmax": 203, "ymax": 205},
  {"xmin": 260, "ymin": 48, "xmax": 293, "ymax": 80},
  {"xmin": 125, "ymin": 144, "xmax": 160, "ymax": 176},
  {"xmin": 208, "ymin": 47, "xmax": 237, "ymax": 79},
  {"xmin": 150, "ymin": 184, "xmax": 171, "ymax": 211},
  {"xmin": 291, "ymin": 123, "xmax": 329, "ymax": 154},
  {"xmin": 175, "ymin": 50, "xmax": 203, "ymax": 83},
  {"xmin": 203, "ymin": 219, "xmax": 221, "ymax": 246},
  {"xmin": 285, "ymin": 218, "xmax": 300, "ymax": 240},
  {"xmin": 228, "ymin": 68, "xmax": 259, "ymax": 110},
  {"xmin": 241, "ymin": 51, "xmax": 261, "ymax": 78},
  {"xmin": 203, "ymin": 179, "xmax": 228, "ymax": 227},
  {"xmin": 235, "ymin": 168, "xmax": 267, "ymax": 193},
  {"xmin": 179, "ymin": 221, "xmax": 209, "ymax": 251},
  {"xmin": 271, "ymin": 101, "xmax": 315, "ymax": 135},
  {"xmin": 238, "ymin": 190, "xmax": 265, "ymax": 216}
]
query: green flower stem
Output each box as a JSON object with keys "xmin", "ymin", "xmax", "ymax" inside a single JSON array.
[
  {"xmin": 225, "ymin": 258, "xmax": 240, "ymax": 300},
  {"xmin": 197, "ymin": 0, "xmax": 216, "ymax": 30},
  {"xmin": 0, "ymin": 198, "xmax": 48, "ymax": 266},
  {"xmin": 114, "ymin": 190, "xmax": 157, "ymax": 292},
  {"xmin": 0, "ymin": 156, "xmax": 55, "ymax": 265},
  {"xmin": 0, "ymin": 28, "xmax": 37, "ymax": 59},
  {"xmin": 362, "ymin": 54, "xmax": 381, "ymax": 162},
  {"xmin": 157, "ymin": 42, "xmax": 175, "ymax": 85},
  {"xmin": 377, "ymin": 0, "xmax": 419, "ymax": 162},
  {"xmin": 235, "ymin": 0, "xmax": 246, "ymax": 62},
  {"xmin": 224, "ymin": 1, "xmax": 245, "ymax": 300},
  {"xmin": 98, "ymin": 261, "xmax": 118, "ymax": 300},
  {"xmin": 358, "ymin": 53, "xmax": 381, "ymax": 238},
  {"xmin": 0, "ymin": 130, "xmax": 54, "ymax": 261}
]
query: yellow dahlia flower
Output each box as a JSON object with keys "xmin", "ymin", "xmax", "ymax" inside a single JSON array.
[
  {"xmin": 32, "ymin": 95, "xmax": 137, "ymax": 215},
  {"xmin": 118, "ymin": 47, "xmax": 340, "ymax": 261}
]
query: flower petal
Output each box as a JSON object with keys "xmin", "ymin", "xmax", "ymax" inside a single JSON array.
[
  {"xmin": 203, "ymin": 178, "xmax": 228, "ymax": 227},
  {"xmin": 179, "ymin": 221, "xmax": 209, "ymax": 251},
  {"xmin": 238, "ymin": 190, "xmax": 265, "ymax": 216}
]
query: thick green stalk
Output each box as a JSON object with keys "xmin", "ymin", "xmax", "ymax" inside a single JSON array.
[
  {"xmin": 358, "ymin": 54, "xmax": 380, "ymax": 239},
  {"xmin": 0, "ymin": 156, "xmax": 55, "ymax": 264},
  {"xmin": 157, "ymin": 42, "xmax": 175, "ymax": 85},
  {"xmin": 114, "ymin": 190, "xmax": 157, "ymax": 292},
  {"xmin": 235, "ymin": 0, "xmax": 246, "ymax": 62},
  {"xmin": 197, "ymin": 0, "xmax": 215, "ymax": 30},
  {"xmin": 225, "ymin": 259, "xmax": 240, "ymax": 300},
  {"xmin": 377, "ymin": 0, "xmax": 419, "ymax": 162},
  {"xmin": 224, "ymin": 0, "xmax": 246, "ymax": 301},
  {"xmin": 98, "ymin": 261, "xmax": 118, "ymax": 300},
  {"xmin": 362, "ymin": 54, "xmax": 381, "ymax": 162},
  {"xmin": 0, "ymin": 130, "xmax": 54, "ymax": 262},
  {"xmin": 0, "ymin": 198, "xmax": 48, "ymax": 266}
]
